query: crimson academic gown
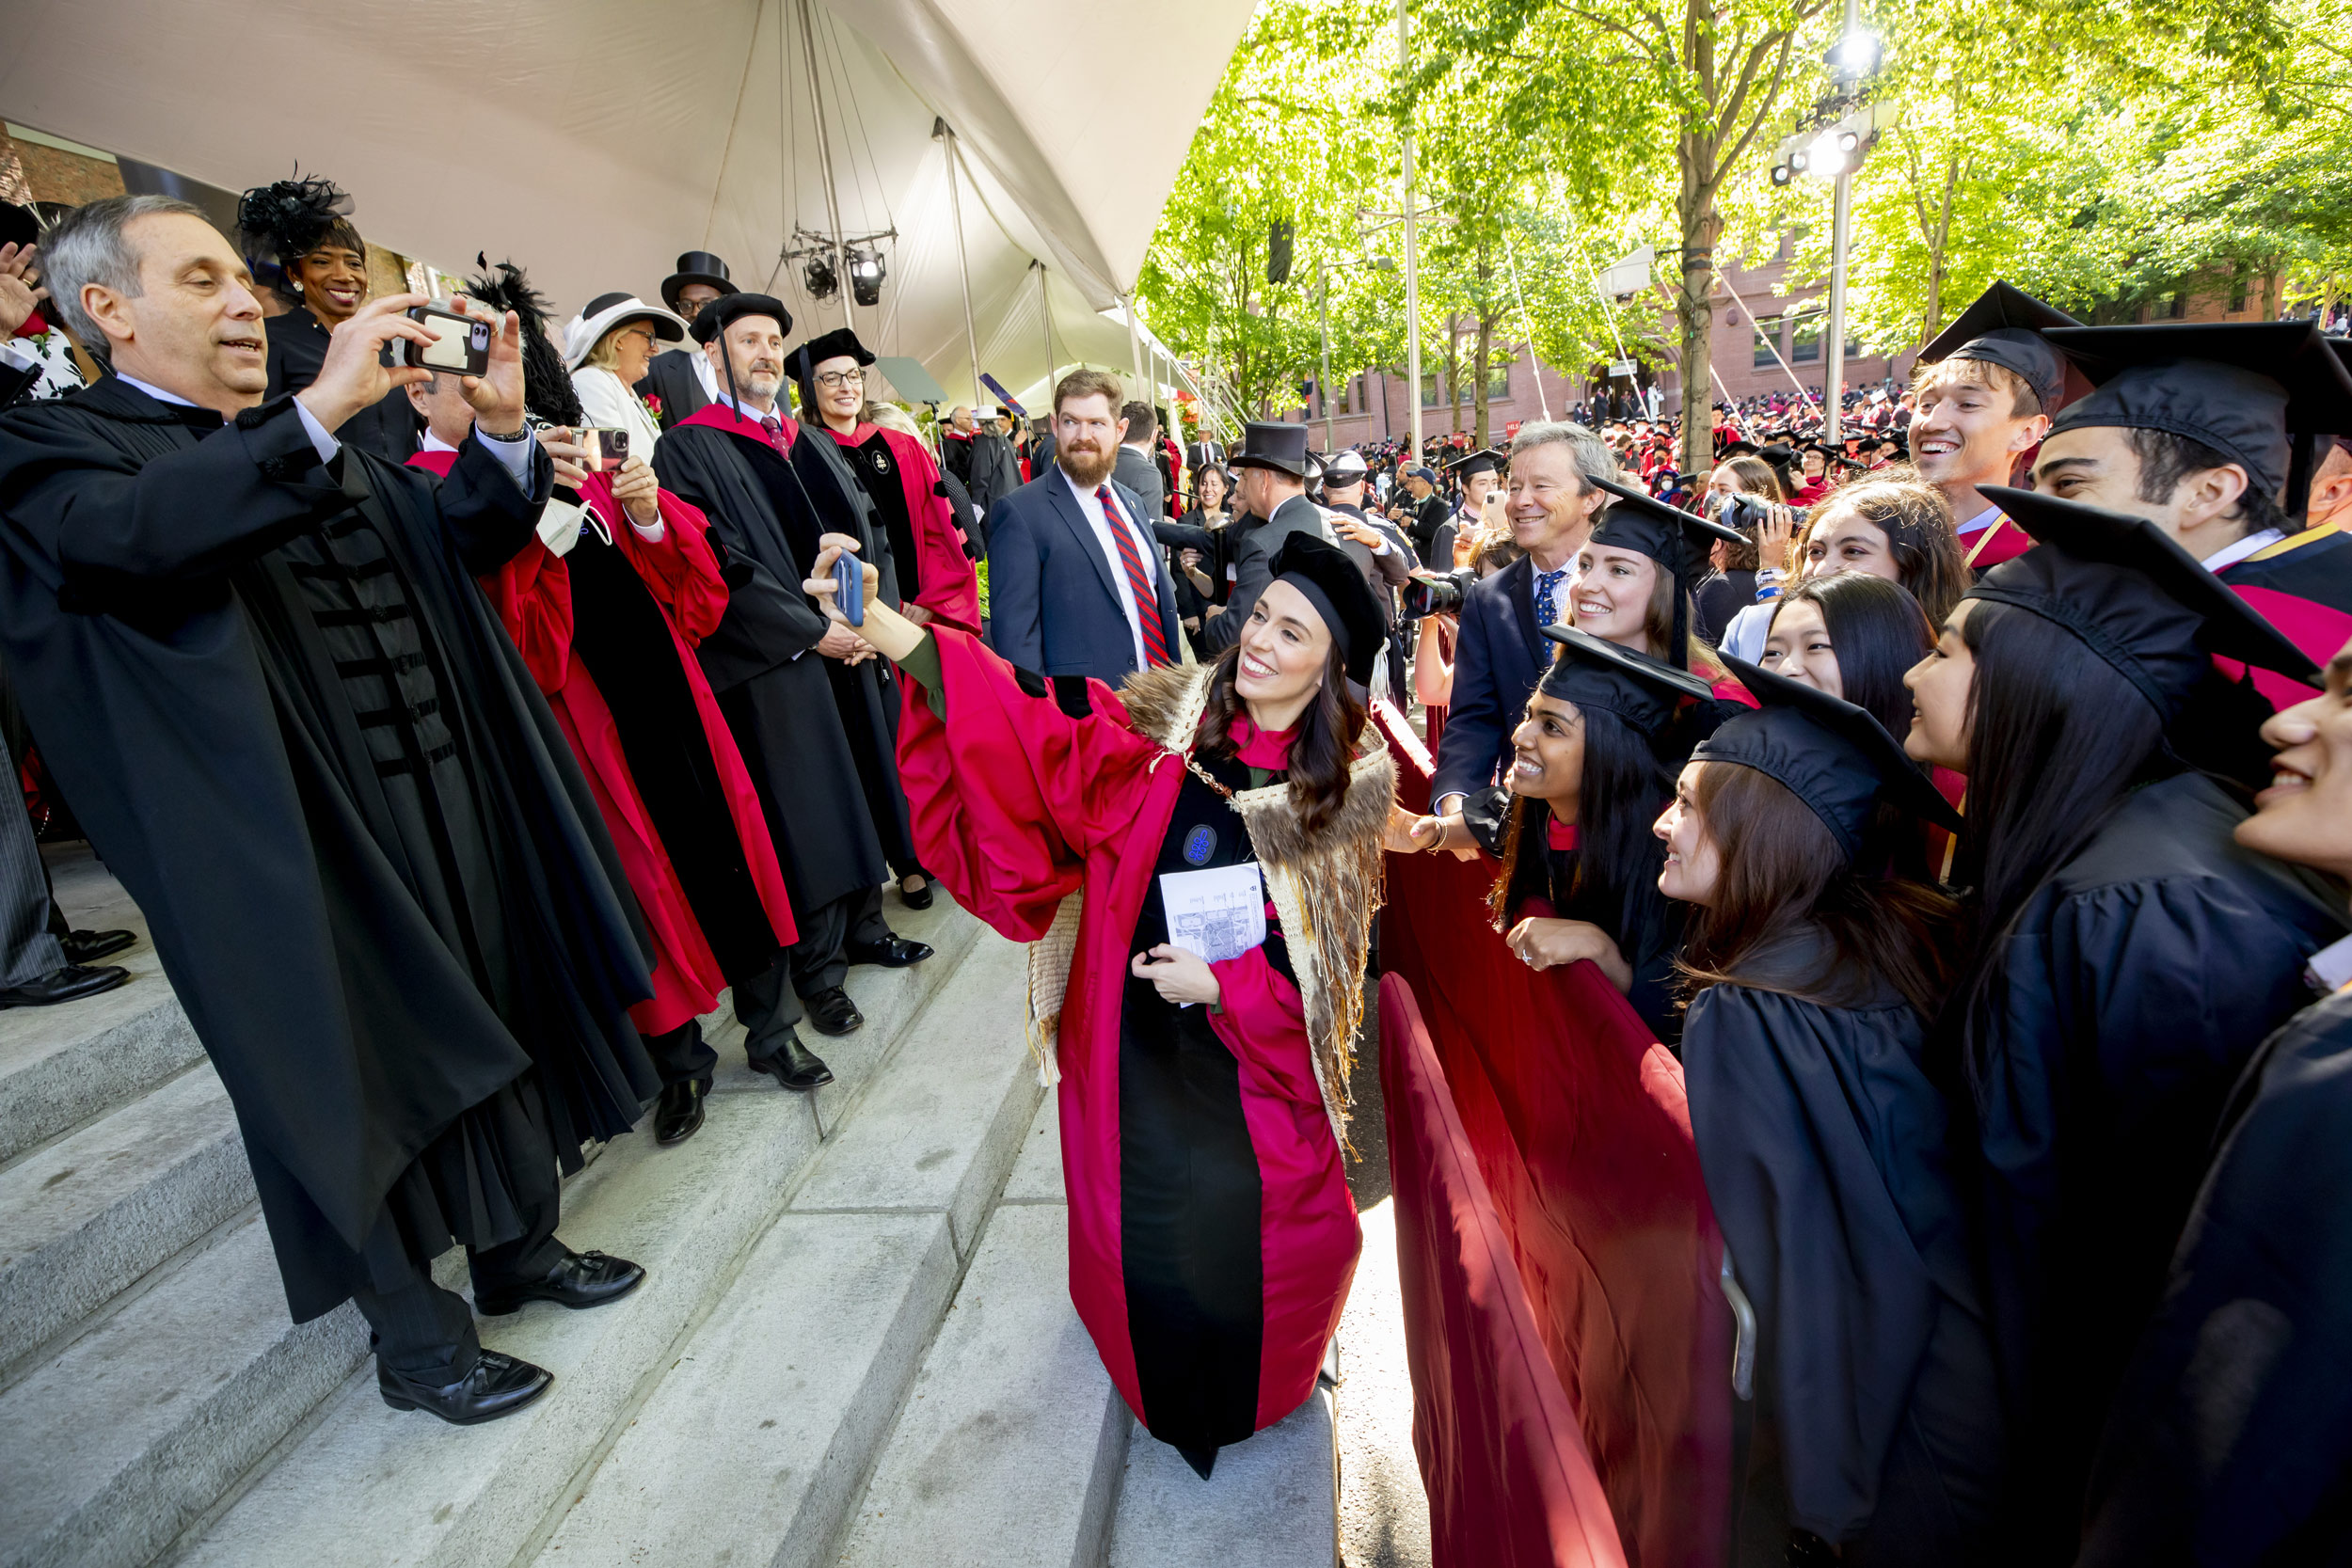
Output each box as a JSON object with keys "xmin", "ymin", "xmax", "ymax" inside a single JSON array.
[
  {"xmin": 411, "ymin": 450, "xmax": 796, "ymax": 1036},
  {"xmin": 897, "ymin": 628, "xmax": 1359, "ymax": 1455},
  {"xmin": 2219, "ymin": 523, "xmax": 2352, "ymax": 711},
  {"xmin": 1960, "ymin": 512, "xmax": 2033, "ymax": 574},
  {"xmin": 825, "ymin": 421, "xmax": 980, "ymax": 633}
]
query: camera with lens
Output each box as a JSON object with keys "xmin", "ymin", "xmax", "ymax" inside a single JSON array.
[
  {"xmin": 1715, "ymin": 493, "xmax": 1806, "ymax": 534},
  {"xmin": 1403, "ymin": 567, "xmax": 1480, "ymax": 618}
]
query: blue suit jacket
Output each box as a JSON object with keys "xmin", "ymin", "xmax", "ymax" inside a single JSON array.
[
  {"xmin": 1431, "ymin": 553, "xmax": 1547, "ymax": 805},
  {"xmin": 986, "ymin": 470, "xmax": 1184, "ymax": 683}
]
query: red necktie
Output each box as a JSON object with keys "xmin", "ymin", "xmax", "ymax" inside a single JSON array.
[
  {"xmin": 759, "ymin": 413, "xmax": 788, "ymax": 456},
  {"xmin": 1097, "ymin": 484, "xmax": 1169, "ymax": 667}
]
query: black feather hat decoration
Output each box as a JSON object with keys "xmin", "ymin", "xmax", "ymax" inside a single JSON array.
[
  {"xmin": 465, "ymin": 252, "xmax": 583, "ymax": 428},
  {"xmin": 235, "ymin": 170, "xmax": 356, "ymax": 264}
]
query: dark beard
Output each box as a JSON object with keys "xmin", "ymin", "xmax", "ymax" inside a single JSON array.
[{"xmin": 1058, "ymin": 445, "xmax": 1115, "ymax": 486}]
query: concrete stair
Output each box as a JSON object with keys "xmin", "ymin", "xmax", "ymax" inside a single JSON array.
[{"xmin": 6, "ymin": 843, "xmax": 1348, "ymax": 1568}]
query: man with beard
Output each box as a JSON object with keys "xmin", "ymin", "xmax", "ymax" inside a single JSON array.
[
  {"xmin": 0, "ymin": 196, "xmax": 655, "ymax": 1425},
  {"xmin": 984, "ymin": 369, "xmax": 1184, "ymax": 683},
  {"xmin": 653, "ymin": 294, "xmax": 931, "ymax": 1076}
]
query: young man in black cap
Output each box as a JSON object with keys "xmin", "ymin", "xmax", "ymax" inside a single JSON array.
[
  {"xmin": 2033, "ymin": 318, "xmax": 2352, "ymax": 702},
  {"xmin": 653, "ymin": 293, "xmax": 931, "ymax": 1093},
  {"xmin": 1433, "ymin": 447, "xmax": 1502, "ymax": 567},
  {"xmin": 1901, "ymin": 486, "xmax": 2348, "ymax": 1559},
  {"xmin": 1390, "ymin": 462, "xmax": 1448, "ymax": 560},
  {"xmin": 636, "ymin": 250, "xmax": 736, "ymax": 429},
  {"xmin": 1910, "ymin": 280, "xmax": 2081, "ymax": 570}
]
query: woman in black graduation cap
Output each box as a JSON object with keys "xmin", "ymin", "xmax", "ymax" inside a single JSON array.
[
  {"xmin": 1569, "ymin": 475, "xmax": 1750, "ymax": 695},
  {"xmin": 1659, "ymin": 657, "xmax": 2003, "ymax": 1563},
  {"xmin": 1900, "ymin": 486, "xmax": 2351, "ymax": 1560},
  {"xmin": 2078, "ymin": 634, "xmax": 2352, "ymax": 1565},
  {"xmin": 1474, "ymin": 625, "xmax": 1722, "ymax": 1043}
]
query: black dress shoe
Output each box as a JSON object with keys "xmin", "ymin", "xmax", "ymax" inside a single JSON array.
[
  {"xmin": 898, "ymin": 875, "xmax": 935, "ymax": 911},
  {"xmin": 0, "ymin": 963, "xmax": 130, "ymax": 1009},
  {"xmin": 804, "ymin": 986, "xmax": 864, "ymax": 1037},
  {"xmin": 60, "ymin": 928, "xmax": 136, "ymax": 965},
  {"xmin": 845, "ymin": 933, "xmax": 934, "ymax": 968},
  {"xmin": 378, "ymin": 1349, "xmax": 552, "ymax": 1425},
  {"xmin": 653, "ymin": 1080, "xmax": 706, "ymax": 1146},
  {"xmin": 473, "ymin": 1249, "xmax": 646, "ymax": 1316},
  {"xmin": 748, "ymin": 1029, "xmax": 836, "ymax": 1089}
]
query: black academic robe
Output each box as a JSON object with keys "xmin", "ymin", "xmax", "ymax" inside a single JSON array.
[
  {"xmin": 652, "ymin": 412, "xmax": 890, "ymax": 911},
  {"xmin": 262, "ymin": 306, "xmax": 421, "ymax": 464},
  {"xmin": 787, "ymin": 420, "xmax": 920, "ymax": 874},
  {"xmin": 0, "ymin": 380, "xmax": 655, "ymax": 1320},
  {"xmin": 1966, "ymin": 771, "xmax": 2349, "ymax": 1560},
  {"xmin": 1684, "ymin": 937, "xmax": 2005, "ymax": 1561},
  {"xmin": 2078, "ymin": 984, "xmax": 2352, "ymax": 1567}
]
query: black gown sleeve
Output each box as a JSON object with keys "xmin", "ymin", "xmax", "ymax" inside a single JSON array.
[{"xmin": 1683, "ymin": 984, "xmax": 1968, "ymax": 1544}]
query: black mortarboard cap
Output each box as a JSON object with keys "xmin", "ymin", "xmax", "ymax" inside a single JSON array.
[
  {"xmin": 1444, "ymin": 446, "xmax": 1506, "ymax": 479},
  {"xmin": 1537, "ymin": 625, "xmax": 1715, "ymax": 736},
  {"xmin": 787, "ymin": 326, "xmax": 876, "ymax": 381},
  {"xmin": 691, "ymin": 291, "xmax": 793, "ymax": 345},
  {"xmin": 1589, "ymin": 475, "xmax": 1749, "ymax": 669},
  {"xmin": 1700, "ymin": 656, "xmax": 1963, "ymax": 860},
  {"xmin": 2042, "ymin": 321, "xmax": 2352, "ymax": 503},
  {"xmin": 1919, "ymin": 280, "xmax": 2081, "ymax": 415},
  {"xmin": 1966, "ymin": 484, "xmax": 2319, "ymax": 717},
  {"xmin": 1270, "ymin": 532, "xmax": 1386, "ymax": 688}
]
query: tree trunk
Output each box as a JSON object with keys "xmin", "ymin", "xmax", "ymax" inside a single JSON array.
[
  {"xmin": 1676, "ymin": 184, "xmax": 1722, "ymax": 478},
  {"xmin": 1473, "ymin": 312, "xmax": 1495, "ymax": 449}
]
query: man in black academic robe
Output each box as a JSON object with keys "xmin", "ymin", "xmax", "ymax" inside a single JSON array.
[
  {"xmin": 0, "ymin": 198, "xmax": 654, "ymax": 1426},
  {"xmin": 652, "ymin": 293, "xmax": 930, "ymax": 1074}
]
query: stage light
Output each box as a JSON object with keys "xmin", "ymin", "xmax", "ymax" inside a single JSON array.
[
  {"xmin": 848, "ymin": 248, "xmax": 887, "ymax": 308},
  {"xmin": 1788, "ymin": 148, "xmax": 1810, "ymax": 173},
  {"xmin": 1827, "ymin": 28, "xmax": 1881, "ymax": 79},
  {"xmin": 1771, "ymin": 163, "xmax": 1793, "ymax": 186},
  {"xmin": 1806, "ymin": 132, "xmax": 1847, "ymax": 177},
  {"xmin": 1836, "ymin": 129, "xmax": 1861, "ymax": 154},
  {"xmin": 803, "ymin": 250, "xmax": 839, "ymax": 301}
]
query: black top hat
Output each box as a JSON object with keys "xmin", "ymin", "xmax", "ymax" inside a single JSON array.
[
  {"xmin": 1230, "ymin": 421, "xmax": 1312, "ymax": 478},
  {"xmin": 660, "ymin": 251, "xmax": 738, "ymax": 314},
  {"xmin": 1268, "ymin": 532, "xmax": 1386, "ymax": 687}
]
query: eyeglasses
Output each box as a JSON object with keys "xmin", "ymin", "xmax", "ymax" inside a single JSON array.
[
  {"xmin": 814, "ymin": 369, "xmax": 866, "ymax": 390},
  {"xmin": 619, "ymin": 327, "xmax": 659, "ymax": 350}
]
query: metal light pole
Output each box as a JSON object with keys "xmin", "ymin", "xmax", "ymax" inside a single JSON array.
[
  {"xmin": 934, "ymin": 119, "xmax": 984, "ymax": 408},
  {"xmin": 1398, "ymin": 0, "xmax": 1422, "ymax": 456},
  {"xmin": 1319, "ymin": 261, "xmax": 1335, "ymax": 449},
  {"xmin": 1821, "ymin": 0, "xmax": 1863, "ymax": 444}
]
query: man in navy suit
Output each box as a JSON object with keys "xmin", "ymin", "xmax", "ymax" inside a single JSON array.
[
  {"xmin": 985, "ymin": 369, "xmax": 1184, "ymax": 683},
  {"xmin": 1430, "ymin": 421, "xmax": 1617, "ymax": 818}
]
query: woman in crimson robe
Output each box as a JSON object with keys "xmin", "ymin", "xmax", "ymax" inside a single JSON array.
[{"xmin": 808, "ymin": 526, "xmax": 1394, "ymax": 1477}]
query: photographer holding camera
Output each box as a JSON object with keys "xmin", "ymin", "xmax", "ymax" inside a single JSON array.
[{"xmin": 1427, "ymin": 420, "xmax": 1615, "ymax": 826}]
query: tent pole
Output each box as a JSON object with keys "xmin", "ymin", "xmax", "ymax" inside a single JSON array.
[
  {"xmin": 798, "ymin": 0, "xmax": 853, "ymax": 332},
  {"xmin": 934, "ymin": 119, "xmax": 984, "ymax": 409},
  {"xmin": 1125, "ymin": 293, "xmax": 1145, "ymax": 406},
  {"xmin": 1038, "ymin": 261, "xmax": 1054, "ymax": 404}
]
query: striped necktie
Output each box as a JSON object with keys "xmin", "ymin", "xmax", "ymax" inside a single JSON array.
[{"xmin": 1097, "ymin": 485, "xmax": 1170, "ymax": 667}]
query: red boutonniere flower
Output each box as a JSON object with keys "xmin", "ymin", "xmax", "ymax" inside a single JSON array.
[{"xmin": 643, "ymin": 393, "xmax": 663, "ymax": 417}]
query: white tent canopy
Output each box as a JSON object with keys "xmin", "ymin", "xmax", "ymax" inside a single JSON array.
[{"xmin": 0, "ymin": 0, "xmax": 1252, "ymax": 413}]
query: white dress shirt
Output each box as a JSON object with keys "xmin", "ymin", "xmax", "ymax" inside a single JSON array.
[
  {"xmin": 1063, "ymin": 467, "xmax": 1159, "ymax": 670},
  {"xmin": 2200, "ymin": 529, "xmax": 2285, "ymax": 574}
]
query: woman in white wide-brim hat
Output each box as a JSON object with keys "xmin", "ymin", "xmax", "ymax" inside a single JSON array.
[{"xmin": 564, "ymin": 292, "xmax": 687, "ymax": 457}]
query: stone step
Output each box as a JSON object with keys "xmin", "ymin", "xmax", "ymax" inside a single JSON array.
[
  {"xmin": 1107, "ymin": 1384, "xmax": 1342, "ymax": 1568},
  {"xmin": 529, "ymin": 935, "xmax": 1042, "ymax": 1568},
  {"xmin": 0, "ymin": 1212, "xmax": 368, "ymax": 1568},
  {"xmin": 172, "ymin": 901, "xmax": 997, "ymax": 1568},
  {"xmin": 0, "ymin": 1064, "xmax": 250, "ymax": 1383},
  {"xmin": 0, "ymin": 856, "xmax": 196, "ymax": 1167},
  {"xmin": 833, "ymin": 1203, "xmax": 1129, "ymax": 1568}
]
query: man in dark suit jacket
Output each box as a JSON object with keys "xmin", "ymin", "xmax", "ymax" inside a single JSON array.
[
  {"xmin": 1114, "ymin": 401, "xmax": 1166, "ymax": 520},
  {"xmin": 635, "ymin": 251, "xmax": 735, "ymax": 429},
  {"xmin": 986, "ymin": 372, "xmax": 1184, "ymax": 683},
  {"xmin": 1197, "ymin": 423, "xmax": 1396, "ymax": 662},
  {"xmin": 1429, "ymin": 421, "xmax": 1616, "ymax": 816}
]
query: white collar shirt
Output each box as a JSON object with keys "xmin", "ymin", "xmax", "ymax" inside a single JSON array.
[{"xmin": 1062, "ymin": 467, "xmax": 1156, "ymax": 670}]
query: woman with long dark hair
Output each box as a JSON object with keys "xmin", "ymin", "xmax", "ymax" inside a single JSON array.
[
  {"xmin": 1900, "ymin": 487, "xmax": 2348, "ymax": 1558},
  {"xmin": 806, "ymin": 529, "xmax": 1391, "ymax": 1481},
  {"xmin": 1658, "ymin": 658, "xmax": 2001, "ymax": 1562},
  {"xmin": 1467, "ymin": 626, "xmax": 1718, "ymax": 1042}
]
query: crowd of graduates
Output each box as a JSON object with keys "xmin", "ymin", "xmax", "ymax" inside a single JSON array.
[{"xmin": 6, "ymin": 160, "xmax": 2352, "ymax": 1564}]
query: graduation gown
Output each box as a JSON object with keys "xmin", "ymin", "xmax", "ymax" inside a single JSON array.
[
  {"xmin": 262, "ymin": 306, "xmax": 421, "ymax": 464},
  {"xmin": 2219, "ymin": 523, "xmax": 2352, "ymax": 712},
  {"xmin": 2077, "ymin": 983, "xmax": 2352, "ymax": 1567},
  {"xmin": 1683, "ymin": 936, "xmax": 2005, "ymax": 1561},
  {"xmin": 651, "ymin": 403, "xmax": 890, "ymax": 911},
  {"xmin": 1965, "ymin": 771, "xmax": 2349, "ymax": 1558},
  {"xmin": 895, "ymin": 629, "xmax": 1366, "ymax": 1453},
  {"xmin": 412, "ymin": 449, "xmax": 795, "ymax": 1036},
  {"xmin": 0, "ymin": 380, "xmax": 655, "ymax": 1320},
  {"xmin": 827, "ymin": 420, "xmax": 981, "ymax": 633},
  {"xmin": 1960, "ymin": 511, "xmax": 2033, "ymax": 575}
]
